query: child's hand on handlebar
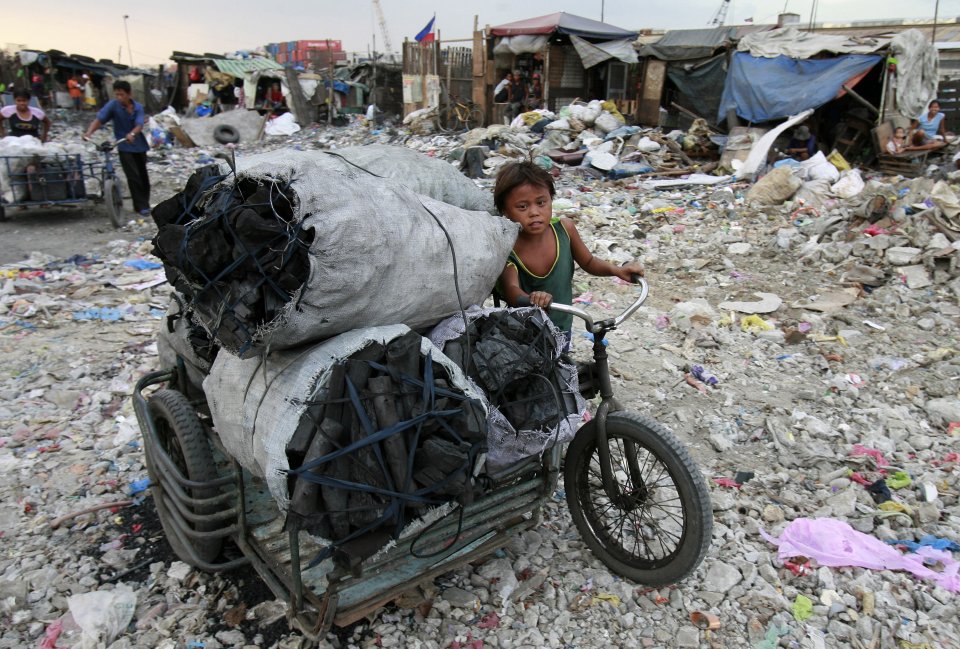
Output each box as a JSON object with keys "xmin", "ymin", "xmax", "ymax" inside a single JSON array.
[
  {"xmin": 614, "ymin": 262, "xmax": 645, "ymax": 283},
  {"xmin": 527, "ymin": 291, "xmax": 553, "ymax": 309}
]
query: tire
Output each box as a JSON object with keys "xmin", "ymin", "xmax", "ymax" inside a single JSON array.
[
  {"xmin": 0, "ymin": 203, "xmax": 6, "ymax": 222},
  {"xmin": 103, "ymin": 178, "xmax": 123, "ymax": 229},
  {"xmin": 437, "ymin": 106, "xmax": 454, "ymax": 133},
  {"xmin": 565, "ymin": 411, "xmax": 712, "ymax": 585},
  {"xmin": 464, "ymin": 106, "xmax": 483, "ymax": 131},
  {"xmin": 213, "ymin": 124, "xmax": 240, "ymax": 144},
  {"xmin": 146, "ymin": 389, "xmax": 223, "ymax": 566}
]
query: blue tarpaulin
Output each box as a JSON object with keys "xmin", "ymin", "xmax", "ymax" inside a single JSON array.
[{"xmin": 718, "ymin": 52, "xmax": 882, "ymax": 123}]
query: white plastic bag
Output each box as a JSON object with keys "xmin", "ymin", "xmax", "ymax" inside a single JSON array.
[
  {"xmin": 67, "ymin": 585, "xmax": 137, "ymax": 649},
  {"xmin": 264, "ymin": 111, "xmax": 301, "ymax": 136},
  {"xmin": 801, "ymin": 151, "xmax": 840, "ymax": 183},
  {"xmin": 830, "ymin": 169, "xmax": 865, "ymax": 199},
  {"xmin": 593, "ymin": 111, "xmax": 620, "ymax": 134}
]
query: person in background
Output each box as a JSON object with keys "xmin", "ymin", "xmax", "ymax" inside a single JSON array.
[
  {"xmin": 886, "ymin": 126, "xmax": 906, "ymax": 155},
  {"xmin": 527, "ymin": 72, "xmax": 544, "ymax": 110},
  {"xmin": 909, "ymin": 100, "xmax": 950, "ymax": 149},
  {"xmin": 494, "ymin": 71, "xmax": 511, "ymax": 103},
  {"xmin": 83, "ymin": 80, "xmax": 151, "ymax": 216},
  {"xmin": 0, "ymin": 89, "xmax": 51, "ymax": 141},
  {"xmin": 507, "ymin": 70, "xmax": 526, "ymax": 120},
  {"xmin": 68, "ymin": 74, "xmax": 85, "ymax": 110},
  {"xmin": 264, "ymin": 81, "xmax": 285, "ymax": 110},
  {"xmin": 786, "ymin": 125, "xmax": 817, "ymax": 160},
  {"xmin": 30, "ymin": 73, "xmax": 48, "ymax": 108}
]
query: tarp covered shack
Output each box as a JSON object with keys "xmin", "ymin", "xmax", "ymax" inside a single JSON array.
[
  {"xmin": 718, "ymin": 27, "xmax": 939, "ymax": 124},
  {"xmin": 635, "ymin": 26, "xmax": 743, "ymax": 126},
  {"xmin": 483, "ymin": 12, "xmax": 638, "ymax": 120}
]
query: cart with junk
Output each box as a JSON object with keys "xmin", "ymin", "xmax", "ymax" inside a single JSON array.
[
  {"xmin": 0, "ymin": 139, "xmax": 125, "ymax": 226},
  {"xmin": 132, "ymin": 148, "xmax": 713, "ymax": 638}
]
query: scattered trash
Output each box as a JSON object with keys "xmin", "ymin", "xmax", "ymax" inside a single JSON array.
[
  {"xmin": 690, "ymin": 611, "xmax": 721, "ymax": 630},
  {"xmin": 792, "ymin": 593, "xmax": 813, "ymax": 622},
  {"xmin": 762, "ymin": 518, "xmax": 960, "ymax": 592}
]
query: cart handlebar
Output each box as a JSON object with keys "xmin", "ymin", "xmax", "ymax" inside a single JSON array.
[{"xmin": 513, "ymin": 275, "xmax": 648, "ymax": 333}]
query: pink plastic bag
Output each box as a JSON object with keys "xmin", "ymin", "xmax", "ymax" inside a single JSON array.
[{"xmin": 762, "ymin": 518, "xmax": 960, "ymax": 592}]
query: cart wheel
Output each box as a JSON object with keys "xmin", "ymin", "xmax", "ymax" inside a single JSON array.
[
  {"xmin": 565, "ymin": 412, "xmax": 712, "ymax": 586},
  {"xmin": 104, "ymin": 178, "xmax": 124, "ymax": 229},
  {"xmin": 146, "ymin": 389, "xmax": 223, "ymax": 566}
]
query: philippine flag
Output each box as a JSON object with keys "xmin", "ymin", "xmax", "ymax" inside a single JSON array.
[{"xmin": 415, "ymin": 16, "xmax": 436, "ymax": 43}]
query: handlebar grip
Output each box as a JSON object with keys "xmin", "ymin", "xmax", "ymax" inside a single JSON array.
[{"xmin": 514, "ymin": 296, "xmax": 532, "ymax": 307}]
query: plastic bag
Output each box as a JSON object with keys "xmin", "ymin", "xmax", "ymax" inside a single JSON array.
[
  {"xmin": 593, "ymin": 112, "xmax": 620, "ymax": 135},
  {"xmin": 830, "ymin": 169, "xmax": 865, "ymax": 199},
  {"xmin": 801, "ymin": 150, "xmax": 840, "ymax": 183},
  {"xmin": 67, "ymin": 585, "xmax": 137, "ymax": 649},
  {"xmin": 762, "ymin": 518, "xmax": 960, "ymax": 592}
]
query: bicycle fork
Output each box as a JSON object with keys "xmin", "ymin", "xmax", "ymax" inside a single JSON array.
[{"xmin": 591, "ymin": 334, "xmax": 644, "ymax": 504}]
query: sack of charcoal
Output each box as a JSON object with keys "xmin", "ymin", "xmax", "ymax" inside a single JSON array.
[
  {"xmin": 156, "ymin": 295, "xmax": 219, "ymax": 399},
  {"xmin": 204, "ymin": 326, "xmax": 488, "ymax": 549},
  {"xmin": 429, "ymin": 307, "xmax": 586, "ymax": 470},
  {"xmin": 151, "ymin": 150, "xmax": 516, "ymax": 358}
]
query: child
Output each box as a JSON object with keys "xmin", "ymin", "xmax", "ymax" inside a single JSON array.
[
  {"xmin": 886, "ymin": 126, "xmax": 906, "ymax": 155},
  {"xmin": 495, "ymin": 161, "xmax": 644, "ymax": 343}
]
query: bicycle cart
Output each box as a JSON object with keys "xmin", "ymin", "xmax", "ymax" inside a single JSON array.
[
  {"xmin": 0, "ymin": 140, "xmax": 125, "ymax": 227},
  {"xmin": 132, "ymin": 279, "xmax": 712, "ymax": 638}
]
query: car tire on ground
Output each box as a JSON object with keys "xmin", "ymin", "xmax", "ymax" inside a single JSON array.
[{"xmin": 213, "ymin": 125, "xmax": 240, "ymax": 145}]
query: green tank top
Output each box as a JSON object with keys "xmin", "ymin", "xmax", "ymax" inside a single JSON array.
[{"xmin": 507, "ymin": 218, "xmax": 574, "ymax": 332}]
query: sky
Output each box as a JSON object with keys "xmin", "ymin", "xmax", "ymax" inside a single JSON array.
[{"xmin": 2, "ymin": 0, "xmax": 956, "ymax": 68}]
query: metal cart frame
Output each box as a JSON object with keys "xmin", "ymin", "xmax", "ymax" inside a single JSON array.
[
  {"xmin": 0, "ymin": 145, "xmax": 125, "ymax": 226},
  {"xmin": 133, "ymin": 364, "xmax": 559, "ymax": 637}
]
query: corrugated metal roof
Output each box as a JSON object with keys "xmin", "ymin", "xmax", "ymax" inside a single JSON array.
[{"xmin": 213, "ymin": 58, "xmax": 283, "ymax": 76}]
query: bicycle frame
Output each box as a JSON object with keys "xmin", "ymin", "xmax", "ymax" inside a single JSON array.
[{"xmin": 549, "ymin": 279, "xmax": 650, "ymax": 502}]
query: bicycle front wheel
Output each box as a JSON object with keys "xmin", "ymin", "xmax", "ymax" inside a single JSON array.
[{"xmin": 565, "ymin": 411, "xmax": 712, "ymax": 585}]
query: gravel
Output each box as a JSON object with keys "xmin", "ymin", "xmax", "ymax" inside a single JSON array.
[{"xmin": 0, "ymin": 111, "xmax": 958, "ymax": 649}]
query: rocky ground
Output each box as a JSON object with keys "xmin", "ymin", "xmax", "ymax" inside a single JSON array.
[{"xmin": 0, "ymin": 110, "xmax": 958, "ymax": 649}]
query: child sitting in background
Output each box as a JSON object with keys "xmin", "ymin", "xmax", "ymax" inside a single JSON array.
[{"xmin": 494, "ymin": 161, "xmax": 644, "ymax": 346}]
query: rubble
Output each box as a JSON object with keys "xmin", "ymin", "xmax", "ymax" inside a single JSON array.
[{"xmin": 2, "ymin": 100, "xmax": 960, "ymax": 649}]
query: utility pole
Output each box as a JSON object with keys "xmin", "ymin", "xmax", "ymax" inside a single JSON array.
[
  {"xmin": 123, "ymin": 15, "xmax": 133, "ymax": 67},
  {"xmin": 933, "ymin": 0, "xmax": 941, "ymax": 44},
  {"xmin": 601, "ymin": 1, "xmax": 605, "ymax": 22}
]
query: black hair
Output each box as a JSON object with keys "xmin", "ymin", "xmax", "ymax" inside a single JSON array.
[
  {"xmin": 493, "ymin": 161, "xmax": 555, "ymax": 213},
  {"xmin": 113, "ymin": 80, "xmax": 132, "ymax": 93},
  {"xmin": 13, "ymin": 89, "xmax": 30, "ymax": 100}
]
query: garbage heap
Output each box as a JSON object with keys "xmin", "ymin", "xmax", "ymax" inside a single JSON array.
[
  {"xmin": 456, "ymin": 98, "xmax": 718, "ymax": 181},
  {"xmin": 152, "ymin": 145, "xmax": 584, "ymax": 564}
]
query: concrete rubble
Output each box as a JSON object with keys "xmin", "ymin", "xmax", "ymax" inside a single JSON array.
[{"xmin": 0, "ymin": 106, "xmax": 959, "ymax": 649}]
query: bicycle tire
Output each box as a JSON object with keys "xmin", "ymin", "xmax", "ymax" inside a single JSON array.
[
  {"xmin": 437, "ymin": 106, "xmax": 455, "ymax": 133},
  {"xmin": 146, "ymin": 389, "xmax": 223, "ymax": 565},
  {"xmin": 103, "ymin": 178, "xmax": 124, "ymax": 229},
  {"xmin": 565, "ymin": 411, "xmax": 712, "ymax": 585},
  {"xmin": 464, "ymin": 106, "xmax": 483, "ymax": 131}
]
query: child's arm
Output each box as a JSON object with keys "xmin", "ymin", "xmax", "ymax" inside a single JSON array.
[
  {"xmin": 561, "ymin": 218, "xmax": 644, "ymax": 282},
  {"xmin": 499, "ymin": 263, "xmax": 553, "ymax": 308}
]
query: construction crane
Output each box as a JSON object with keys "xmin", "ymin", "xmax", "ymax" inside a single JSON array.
[
  {"xmin": 709, "ymin": 0, "xmax": 731, "ymax": 25},
  {"xmin": 372, "ymin": 0, "xmax": 393, "ymax": 55}
]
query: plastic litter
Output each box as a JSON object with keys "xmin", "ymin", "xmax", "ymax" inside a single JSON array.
[
  {"xmin": 887, "ymin": 536, "xmax": 960, "ymax": 553},
  {"xmin": 792, "ymin": 594, "xmax": 813, "ymax": 621},
  {"xmin": 762, "ymin": 517, "xmax": 960, "ymax": 592},
  {"xmin": 740, "ymin": 314, "xmax": 774, "ymax": 333},
  {"xmin": 67, "ymin": 585, "xmax": 138, "ymax": 649},
  {"xmin": 885, "ymin": 471, "xmax": 913, "ymax": 490}
]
